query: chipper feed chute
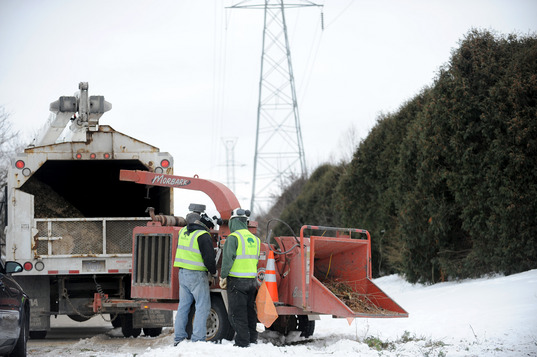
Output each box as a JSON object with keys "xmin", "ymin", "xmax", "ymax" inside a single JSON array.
[{"xmin": 274, "ymin": 226, "xmax": 407, "ymax": 319}]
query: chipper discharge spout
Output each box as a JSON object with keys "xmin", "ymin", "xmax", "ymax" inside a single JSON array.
[{"xmin": 272, "ymin": 225, "xmax": 408, "ymax": 319}]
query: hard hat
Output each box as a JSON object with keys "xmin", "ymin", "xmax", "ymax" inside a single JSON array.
[
  {"xmin": 199, "ymin": 213, "xmax": 215, "ymax": 230},
  {"xmin": 230, "ymin": 208, "xmax": 251, "ymax": 220},
  {"xmin": 188, "ymin": 203, "xmax": 206, "ymax": 214}
]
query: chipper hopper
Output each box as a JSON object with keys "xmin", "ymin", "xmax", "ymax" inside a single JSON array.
[
  {"xmin": 266, "ymin": 226, "xmax": 407, "ymax": 319},
  {"xmin": 92, "ymin": 170, "xmax": 407, "ymax": 341}
]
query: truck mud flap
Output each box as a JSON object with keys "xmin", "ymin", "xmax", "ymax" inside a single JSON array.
[{"xmin": 14, "ymin": 275, "xmax": 51, "ymax": 331}]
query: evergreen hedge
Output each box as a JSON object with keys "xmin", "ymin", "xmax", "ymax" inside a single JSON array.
[{"xmin": 267, "ymin": 29, "xmax": 537, "ymax": 283}]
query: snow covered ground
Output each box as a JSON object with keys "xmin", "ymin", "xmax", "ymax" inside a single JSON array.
[{"xmin": 28, "ymin": 269, "xmax": 537, "ymax": 356}]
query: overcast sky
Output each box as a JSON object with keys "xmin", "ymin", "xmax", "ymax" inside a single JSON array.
[{"xmin": 1, "ymin": 0, "xmax": 536, "ymax": 216}]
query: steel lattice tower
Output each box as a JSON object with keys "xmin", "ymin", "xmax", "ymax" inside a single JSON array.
[{"xmin": 230, "ymin": 0, "xmax": 321, "ymax": 214}]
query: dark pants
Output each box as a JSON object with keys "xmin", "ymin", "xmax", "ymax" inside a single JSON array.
[{"xmin": 227, "ymin": 276, "xmax": 258, "ymax": 347}]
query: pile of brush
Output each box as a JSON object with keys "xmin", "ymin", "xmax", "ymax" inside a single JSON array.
[{"xmin": 322, "ymin": 278, "xmax": 390, "ymax": 315}]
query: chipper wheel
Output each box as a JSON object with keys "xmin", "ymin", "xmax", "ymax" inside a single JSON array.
[
  {"xmin": 186, "ymin": 294, "xmax": 234, "ymax": 342},
  {"xmin": 268, "ymin": 315, "xmax": 315, "ymax": 338}
]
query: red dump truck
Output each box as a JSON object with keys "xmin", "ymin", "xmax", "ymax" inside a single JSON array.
[{"xmin": 92, "ymin": 169, "xmax": 408, "ymax": 340}]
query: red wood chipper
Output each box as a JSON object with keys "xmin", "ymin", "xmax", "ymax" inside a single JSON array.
[{"xmin": 93, "ymin": 170, "xmax": 407, "ymax": 341}]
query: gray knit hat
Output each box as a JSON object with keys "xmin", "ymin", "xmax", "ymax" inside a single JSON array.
[{"xmin": 186, "ymin": 212, "xmax": 201, "ymax": 225}]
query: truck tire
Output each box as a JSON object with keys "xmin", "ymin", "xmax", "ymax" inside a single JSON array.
[
  {"xmin": 110, "ymin": 314, "xmax": 121, "ymax": 328},
  {"xmin": 68, "ymin": 314, "xmax": 92, "ymax": 322},
  {"xmin": 120, "ymin": 314, "xmax": 141, "ymax": 338},
  {"xmin": 185, "ymin": 294, "xmax": 234, "ymax": 342},
  {"xmin": 143, "ymin": 327, "xmax": 162, "ymax": 337},
  {"xmin": 29, "ymin": 330, "xmax": 47, "ymax": 339}
]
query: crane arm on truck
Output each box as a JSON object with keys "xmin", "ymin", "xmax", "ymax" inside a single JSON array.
[
  {"xmin": 119, "ymin": 169, "xmax": 240, "ymax": 220},
  {"xmin": 31, "ymin": 82, "xmax": 112, "ymax": 147}
]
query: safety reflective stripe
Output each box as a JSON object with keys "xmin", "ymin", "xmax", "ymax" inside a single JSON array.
[
  {"xmin": 173, "ymin": 229, "xmax": 207, "ymax": 271},
  {"xmin": 264, "ymin": 254, "xmax": 277, "ymax": 282},
  {"xmin": 174, "ymin": 258, "xmax": 206, "ymax": 268},
  {"xmin": 234, "ymin": 231, "xmax": 261, "ymax": 260},
  {"xmin": 177, "ymin": 230, "xmax": 204, "ymax": 254},
  {"xmin": 229, "ymin": 230, "xmax": 260, "ymax": 278}
]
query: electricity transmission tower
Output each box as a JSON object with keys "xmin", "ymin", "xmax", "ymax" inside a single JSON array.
[
  {"xmin": 229, "ymin": 0, "xmax": 322, "ymax": 214},
  {"xmin": 222, "ymin": 137, "xmax": 238, "ymax": 192}
]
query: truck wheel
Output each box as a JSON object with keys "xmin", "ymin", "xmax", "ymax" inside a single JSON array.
[
  {"xmin": 29, "ymin": 330, "xmax": 47, "ymax": 339},
  {"xmin": 110, "ymin": 314, "xmax": 121, "ymax": 328},
  {"xmin": 186, "ymin": 294, "xmax": 234, "ymax": 342},
  {"xmin": 120, "ymin": 314, "xmax": 141, "ymax": 338},
  {"xmin": 68, "ymin": 314, "xmax": 92, "ymax": 322},
  {"xmin": 143, "ymin": 327, "xmax": 162, "ymax": 337}
]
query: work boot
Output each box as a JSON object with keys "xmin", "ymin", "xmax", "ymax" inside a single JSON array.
[{"xmin": 233, "ymin": 343, "xmax": 250, "ymax": 348}]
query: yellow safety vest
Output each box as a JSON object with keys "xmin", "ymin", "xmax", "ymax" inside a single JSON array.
[
  {"xmin": 174, "ymin": 227, "xmax": 208, "ymax": 271},
  {"xmin": 229, "ymin": 229, "xmax": 260, "ymax": 278}
]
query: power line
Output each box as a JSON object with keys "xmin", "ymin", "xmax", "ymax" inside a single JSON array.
[{"xmin": 228, "ymin": 0, "xmax": 322, "ymax": 214}]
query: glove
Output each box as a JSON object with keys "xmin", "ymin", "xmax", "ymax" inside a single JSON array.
[
  {"xmin": 219, "ymin": 277, "xmax": 227, "ymax": 289},
  {"xmin": 208, "ymin": 273, "xmax": 217, "ymax": 286}
]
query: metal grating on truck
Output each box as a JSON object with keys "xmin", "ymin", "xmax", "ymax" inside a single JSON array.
[
  {"xmin": 133, "ymin": 233, "xmax": 173, "ymax": 285},
  {"xmin": 35, "ymin": 218, "xmax": 149, "ymax": 256}
]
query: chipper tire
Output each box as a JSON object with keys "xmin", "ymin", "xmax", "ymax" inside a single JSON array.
[
  {"xmin": 269, "ymin": 315, "xmax": 315, "ymax": 338},
  {"xmin": 186, "ymin": 294, "xmax": 234, "ymax": 342}
]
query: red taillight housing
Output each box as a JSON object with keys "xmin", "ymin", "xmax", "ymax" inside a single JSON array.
[
  {"xmin": 15, "ymin": 160, "xmax": 25, "ymax": 169},
  {"xmin": 76, "ymin": 153, "xmax": 83, "ymax": 159},
  {"xmin": 104, "ymin": 153, "xmax": 111, "ymax": 159},
  {"xmin": 23, "ymin": 262, "xmax": 33, "ymax": 271},
  {"xmin": 161, "ymin": 159, "xmax": 170, "ymax": 168},
  {"xmin": 90, "ymin": 153, "xmax": 96, "ymax": 159}
]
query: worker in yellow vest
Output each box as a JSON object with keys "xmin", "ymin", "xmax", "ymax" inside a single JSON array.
[
  {"xmin": 219, "ymin": 208, "xmax": 260, "ymax": 347},
  {"xmin": 173, "ymin": 204, "xmax": 216, "ymax": 346}
]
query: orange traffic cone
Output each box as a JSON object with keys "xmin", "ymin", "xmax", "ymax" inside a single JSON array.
[{"xmin": 265, "ymin": 250, "xmax": 279, "ymax": 303}]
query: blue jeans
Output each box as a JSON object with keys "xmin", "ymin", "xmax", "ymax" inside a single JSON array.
[{"xmin": 174, "ymin": 269, "xmax": 211, "ymax": 343}]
